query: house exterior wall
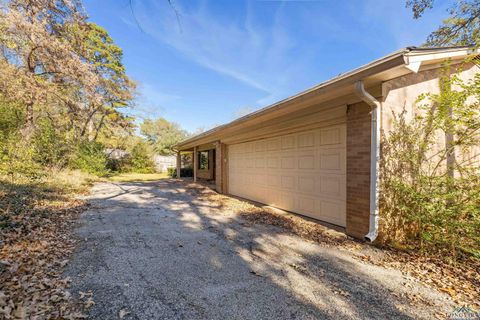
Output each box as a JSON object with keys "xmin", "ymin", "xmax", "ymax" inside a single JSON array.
[
  {"xmin": 197, "ymin": 149, "xmax": 215, "ymax": 180},
  {"xmin": 188, "ymin": 96, "xmax": 374, "ymax": 237},
  {"xmin": 382, "ymin": 63, "xmax": 479, "ymax": 133},
  {"xmin": 177, "ymin": 51, "xmax": 480, "ymax": 241},
  {"xmin": 382, "ymin": 62, "xmax": 480, "ymax": 170},
  {"xmin": 346, "ymin": 102, "xmax": 371, "ymax": 238},
  {"xmin": 215, "ymin": 142, "xmax": 227, "ymax": 193},
  {"xmin": 191, "ymin": 63, "xmax": 480, "ymax": 240}
]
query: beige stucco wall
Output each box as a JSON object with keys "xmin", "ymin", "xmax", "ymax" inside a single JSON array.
[
  {"xmin": 381, "ymin": 62, "xmax": 480, "ymax": 171},
  {"xmin": 382, "ymin": 62, "xmax": 478, "ymax": 131}
]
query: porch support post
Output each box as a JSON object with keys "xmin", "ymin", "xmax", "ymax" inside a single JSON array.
[
  {"xmin": 176, "ymin": 151, "xmax": 181, "ymax": 178},
  {"xmin": 215, "ymin": 141, "xmax": 226, "ymax": 194},
  {"xmin": 193, "ymin": 146, "xmax": 198, "ymax": 182}
]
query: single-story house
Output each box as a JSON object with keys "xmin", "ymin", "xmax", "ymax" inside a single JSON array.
[{"xmin": 175, "ymin": 46, "xmax": 480, "ymax": 241}]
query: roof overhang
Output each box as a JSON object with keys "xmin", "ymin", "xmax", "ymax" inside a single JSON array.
[{"xmin": 176, "ymin": 46, "xmax": 478, "ymax": 150}]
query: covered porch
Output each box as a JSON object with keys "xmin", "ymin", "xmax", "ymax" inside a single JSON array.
[{"xmin": 175, "ymin": 141, "xmax": 227, "ymax": 193}]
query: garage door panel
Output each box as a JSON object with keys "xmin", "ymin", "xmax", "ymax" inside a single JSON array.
[
  {"xmin": 280, "ymin": 156, "xmax": 296, "ymax": 169},
  {"xmin": 319, "ymin": 149, "xmax": 346, "ymax": 173},
  {"xmin": 255, "ymin": 140, "xmax": 266, "ymax": 152},
  {"xmin": 318, "ymin": 175, "xmax": 346, "ymax": 200},
  {"xmin": 267, "ymin": 174, "xmax": 281, "ymax": 187},
  {"xmin": 266, "ymin": 156, "xmax": 279, "ymax": 169},
  {"xmin": 228, "ymin": 123, "xmax": 346, "ymax": 227},
  {"xmin": 281, "ymin": 135, "xmax": 296, "ymax": 150},
  {"xmin": 280, "ymin": 175, "xmax": 296, "ymax": 190},
  {"xmin": 263, "ymin": 189, "xmax": 280, "ymax": 207},
  {"xmin": 245, "ymin": 157, "xmax": 255, "ymax": 168},
  {"xmin": 251, "ymin": 187, "xmax": 265, "ymax": 203},
  {"xmin": 254, "ymin": 174, "xmax": 266, "ymax": 186},
  {"xmin": 320, "ymin": 126, "xmax": 345, "ymax": 146},
  {"xmin": 255, "ymin": 157, "xmax": 265, "ymax": 168},
  {"xmin": 278, "ymin": 193, "xmax": 295, "ymax": 211},
  {"xmin": 298, "ymin": 176, "xmax": 315, "ymax": 193},
  {"xmin": 318, "ymin": 200, "xmax": 346, "ymax": 226},
  {"xmin": 298, "ymin": 154, "xmax": 315, "ymax": 170},
  {"xmin": 298, "ymin": 131, "xmax": 315, "ymax": 148},
  {"xmin": 267, "ymin": 138, "xmax": 281, "ymax": 151},
  {"xmin": 244, "ymin": 142, "xmax": 254, "ymax": 153},
  {"xmin": 297, "ymin": 196, "xmax": 316, "ymax": 214}
]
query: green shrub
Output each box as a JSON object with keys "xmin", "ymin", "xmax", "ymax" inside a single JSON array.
[
  {"xmin": 71, "ymin": 141, "xmax": 110, "ymax": 176},
  {"xmin": 0, "ymin": 100, "xmax": 23, "ymax": 138},
  {"xmin": 32, "ymin": 118, "xmax": 70, "ymax": 167},
  {"xmin": 0, "ymin": 103, "xmax": 43, "ymax": 179},
  {"xmin": 379, "ymin": 66, "xmax": 480, "ymax": 261},
  {"xmin": 106, "ymin": 156, "xmax": 130, "ymax": 173},
  {"xmin": 167, "ymin": 167, "xmax": 193, "ymax": 178},
  {"xmin": 0, "ymin": 136, "xmax": 43, "ymax": 180},
  {"xmin": 167, "ymin": 167, "xmax": 175, "ymax": 177},
  {"xmin": 128, "ymin": 141, "xmax": 155, "ymax": 174}
]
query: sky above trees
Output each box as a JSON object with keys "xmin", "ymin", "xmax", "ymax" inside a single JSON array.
[{"xmin": 83, "ymin": 0, "xmax": 452, "ymax": 133}]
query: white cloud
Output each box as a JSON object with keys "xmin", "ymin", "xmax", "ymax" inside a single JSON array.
[
  {"xmin": 131, "ymin": 0, "xmax": 300, "ymax": 107},
  {"xmin": 126, "ymin": 0, "xmax": 451, "ymax": 114}
]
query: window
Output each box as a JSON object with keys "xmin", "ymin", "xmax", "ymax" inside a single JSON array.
[{"xmin": 198, "ymin": 151, "xmax": 209, "ymax": 170}]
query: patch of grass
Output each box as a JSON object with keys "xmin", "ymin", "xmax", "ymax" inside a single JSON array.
[
  {"xmin": 43, "ymin": 168, "xmax": 98, "ymax": 194},
  {"xmin": 108, "ymin": 172, "xmax": 169, "ymax": 182}
]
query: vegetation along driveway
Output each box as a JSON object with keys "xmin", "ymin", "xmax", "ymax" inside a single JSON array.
[{"xmin": 65, "ymin": 179, "xmax": 454, "ymax": 320}]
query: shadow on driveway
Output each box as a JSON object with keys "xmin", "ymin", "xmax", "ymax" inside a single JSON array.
[{"xmin": 65, "ymin": 179, "xmax": 450, "ymax": 320}]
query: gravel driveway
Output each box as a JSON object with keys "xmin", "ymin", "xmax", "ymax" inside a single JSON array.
[{"xmin": 65, "ymin": 179, "xmax": 452, "ymax": 320}]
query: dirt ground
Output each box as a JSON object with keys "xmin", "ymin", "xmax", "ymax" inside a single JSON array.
[{"xmin": 64, "ymin": 179, "xmax": 456, "ymax": 319}]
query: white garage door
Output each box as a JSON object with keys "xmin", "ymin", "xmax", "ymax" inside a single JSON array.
[{"xmin": 228, "ymin": 124, "xmax": 346, "ymax": 227}]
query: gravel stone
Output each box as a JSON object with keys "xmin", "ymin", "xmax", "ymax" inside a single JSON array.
[{"xmin": 64, "ymin": 180, "xmax": 454, "ymax": 320}]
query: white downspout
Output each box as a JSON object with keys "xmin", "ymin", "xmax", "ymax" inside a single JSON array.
[{"xmin": 354, "ymin": 81, "xmax": 380, "ymax": 242}]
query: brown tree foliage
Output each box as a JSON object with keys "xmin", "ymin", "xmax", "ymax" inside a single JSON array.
[{"xmin": 0, "ymin": 0, "xmax": 135, "ymax": 140}]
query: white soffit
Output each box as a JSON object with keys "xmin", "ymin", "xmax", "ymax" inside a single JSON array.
[
  {"xmin": 404, "ymin": 47, "xmax": 480, "ymax": 73},
  {"xmin": 404, "ymin": 61, "xmax": 422, "ymax": 73}
]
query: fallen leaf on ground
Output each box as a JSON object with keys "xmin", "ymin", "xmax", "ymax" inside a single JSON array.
[
  {"xmin": 182, "ymin": 180, "xmax": 480, "ymax": 308},
  {"xmin": 0, "ymin": 182, "xmax": 89, "ymax": 318},
  {"xmin": 250, "ymin": 270, "xmax": 262, "ymax": 277},
  {"xmin": 84, "ymin": 297, "xmax": 95, "ymax": 309},
  {"xmin": 118, "ymin": 308, "xmax": 130, "ymax": 319}
]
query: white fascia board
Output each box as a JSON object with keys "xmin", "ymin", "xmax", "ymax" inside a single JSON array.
[
  {"xmin": 404, "ymin": 47, "xmax": 479, "ymax": 74},
  {"xmin": 406, "ymin": 47, "xmax": 480, "ymax": 64},
  {"xmin": 404, "ymin": 60, "xmax": 422, "ymax": 73}
]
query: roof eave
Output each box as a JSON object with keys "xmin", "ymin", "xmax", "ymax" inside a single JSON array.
[{"xmin": 176, "ymin": 46, "xmax": 478, "ymax": 150}]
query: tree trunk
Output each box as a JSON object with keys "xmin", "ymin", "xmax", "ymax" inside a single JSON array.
[
  {"xmin": 92, "ymin": 114, "xmax": 106, "ymax": 141},
  {"xmin": 21, "ymin": 102, "xmax": 35, "ymax": 139},
  {"xmin": 80, "ymin": 108, "xmax": 98, "ymax": 138}
]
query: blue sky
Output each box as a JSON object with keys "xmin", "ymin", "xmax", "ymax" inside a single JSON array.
[{"xmin": 83, "ymin": 0, "xmax": 450, "ymax": 133}]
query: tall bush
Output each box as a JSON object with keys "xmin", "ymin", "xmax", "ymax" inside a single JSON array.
[
  {"xmin": 379, "ymin": 64, "xmax": 480, "ymax": 260},
  {"xmin": 0, "ymin": 101, "xmax": 42, "ymax": 179},
  {"xmin": 71, "ymin": 141, "xmax": 110, "ymax": 176},
  {"xmin": 128, "ymin": 141, "xmax": 156, "ymax": 174},
  {"xmin": 167, "ymin": 167, "xmax": 193, "ymax": 178},
  {"xmin": 32, "ymin": 118, "xmax": 71, "ymax": 168}
]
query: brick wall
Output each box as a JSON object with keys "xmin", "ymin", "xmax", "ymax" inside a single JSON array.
[{"xmin": 346, "ymin": 101, "xmax": 371, "ymax": 239}]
